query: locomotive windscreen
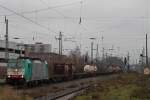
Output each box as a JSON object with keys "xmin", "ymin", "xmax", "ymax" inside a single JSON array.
[{"xmin": 8, "ymin": 59, "xmax": 22, "ymax": 68}]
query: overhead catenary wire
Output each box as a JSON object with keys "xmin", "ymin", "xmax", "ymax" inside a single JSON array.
[
  {"xmin": 35, "ymin": 0, "xmax": 91, "ymax": 34},
  {"xmin": 39, "ymin": 0, "xmax": 67, "ymax": 18},
  {"xmin": 0, "ymin": 0, "xmax": 98, "ymax": 45},
  {"xmin": 39, "ymin": 2, "xmax": 76, "ymax": 39},
  {"xmin": 40, "ymin": 0, "xmax": 65, "ymax": 47},
  {"xmin": 22, "ymin": 1, "xmax": 82, "ymax": 15},
  {"xmin": 39, "ymin": 0, "xmax": 90, "ymax": 34},
  {"xmin": 37, "ymin": 0, "xmax": 86, "ymax": 42},
  {"xmin": 0, "ymin": 4, "xmax": 58, "ymax": 34},
  {"xmin": 0, "ymin": 1, "xmax": 82, "ymax": 17},
  {"xmin": 9, "ymin": 23, "xmax": 52, "ymax": 42},
  {"xmin": 38, "ymin": 0, "xmax": 91, "ymax": 40},
  {"xmin": 0, "ymin": 0, "xmax": 91, "ymax": 35}
]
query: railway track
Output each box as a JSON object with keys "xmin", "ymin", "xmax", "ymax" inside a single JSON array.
[
  {"xmin": 27, "ymin": 74, "xmax": 120, "ymax": 100},
  {"xmin": 10, "ymin": 72, "xmax": 116, "ymax": 89},
  {"xmin": 35, "ymin": 84, "xmax": 89, "ymax": 100}
]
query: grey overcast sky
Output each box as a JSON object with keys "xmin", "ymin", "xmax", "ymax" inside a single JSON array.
[{"xmin": 0, "ymin": 0, "xmax": 149, "ymax": 63}]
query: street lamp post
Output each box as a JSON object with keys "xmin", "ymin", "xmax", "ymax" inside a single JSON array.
[{"xmin": 90, "ymin": 38, "xmax": 96, "ymax": 64}]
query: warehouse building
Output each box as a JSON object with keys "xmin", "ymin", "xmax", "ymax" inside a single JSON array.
[{"xmin": 24, "ymin": 42, "xmax": 52, "ymax": 56}]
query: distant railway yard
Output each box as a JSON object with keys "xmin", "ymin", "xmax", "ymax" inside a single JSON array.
[{"xmin": 0, "ymin": 72, "xmax": 149, "ymax": 100}]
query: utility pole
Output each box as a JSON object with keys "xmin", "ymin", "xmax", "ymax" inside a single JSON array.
[
  {"xmin": 124, "ymin": 57, "xmax": 127, "ymax": 72},
  {"xmin": 127, "ymin": 52, "xmax": 130, "ymax": 71},
  {"xmin": 90, "ymin": 38, "xmax": 95, "ymax": 64},
  {"xmin": 91, "ymin": 41, "xmax": 93, "ymax": 64},
  {"xmin": 96, "ymin": 44, "xmax": 99, "ymax": 61},
  {"xmin": 141, "ymin": 47, "xmax": 145, "ymax": 65},
  {"xmin": 146, "ymin": 34, "xmax": 148, "ymax": 66},
  {"xmin": 102, "ymin": 36, "xmax": 104, "ymax": 60},
  {"xmin": 5, "ymin": 16, "xmax": 9, "ymax": 63},
  {"xmin": 141, "ymin": 47, "xmax": 145, "ymax": 72},
  {"xmin": 58, "ymin": 31, "xmax": 62, "ymax": 55}
]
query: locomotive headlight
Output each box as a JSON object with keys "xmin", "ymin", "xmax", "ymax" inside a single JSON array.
[
  {"xmin": 8, "ymin": 75, "xmax": 10, "ymax": 78},
  {"xmin": 21, "ymin": 75, "xmax": 24, "ymax": 78},
  {"xmin": 15, "ymin": 69, "xmax": 18, "ymax": 72}
]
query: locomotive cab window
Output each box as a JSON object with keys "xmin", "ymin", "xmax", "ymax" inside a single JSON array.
[
  {"xmin": 8, "ymin": 59, "xmax": 17, "ymax": 68},
  {"xmin": 8, "ymin": 59, "xmax": 23, "ymax": 68}
]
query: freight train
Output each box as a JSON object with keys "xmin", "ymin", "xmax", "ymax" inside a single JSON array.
[
  {"xmin": 6, "ymin": 57, "xmax": 76, "ymax": 85},
  {"xmin": 6, "ymin": 53, "xmax": 122, "ymax": 85}
]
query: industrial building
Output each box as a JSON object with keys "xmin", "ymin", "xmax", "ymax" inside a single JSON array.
[
  {"xmin": 24, "ymin": 42, "xmax": 52, "ymax": 56},
  {"xmin": 0, "ymin": 40, "xmax": 24, "ymax": 65}
]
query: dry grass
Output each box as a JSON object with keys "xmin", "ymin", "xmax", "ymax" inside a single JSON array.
[
  {"xmin": 0, "ymin": 84, "xmax": 64, "ymax": 99},
  {"xmin": 74, "ymin": 73, "xmax": 150, "ymax": 100},
  {"xmin": 0, "ymin": 73, "xmax": 146, "ymax": 100},
  {"xmin": 21, "ymin": 85, "xmax": 64, "ymax": 98},
  {"xmin": 0, "ymin": 85, "xmax": 33, "ymax": 100}
]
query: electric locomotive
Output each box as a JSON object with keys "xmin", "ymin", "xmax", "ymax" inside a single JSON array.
[{"xmin": 6, "ymin": 57, "xmax": 48, "ymax": 85}]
